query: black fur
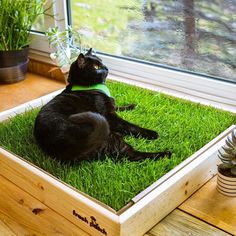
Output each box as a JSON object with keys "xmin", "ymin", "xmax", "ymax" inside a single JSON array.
[{"xmin": 34, "ymin": 49, "xmax": 171, "ymax": 162}]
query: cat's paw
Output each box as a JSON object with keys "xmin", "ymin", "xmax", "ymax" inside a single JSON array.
[{"xmin": 142, "ymin": 130, "xmax": 159, "ymax": 140}]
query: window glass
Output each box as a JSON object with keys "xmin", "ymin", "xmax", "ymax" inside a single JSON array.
[
  {"xmin": 31, "ymin": 0, "xmax": 55, "ymax": 33},
  {"xmin": 70, "ymin": 0, "xmax": 236, "ymax": 82},
  {"xmin": 32, "ymin": 14, "xmax": 46, "ymax": 32}
]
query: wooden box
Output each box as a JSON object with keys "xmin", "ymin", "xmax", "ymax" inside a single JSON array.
[{"xmin": 0, "ymin": 91, "xmax": 235, "ymax": 236}]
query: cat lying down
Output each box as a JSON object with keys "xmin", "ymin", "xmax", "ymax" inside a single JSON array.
[{"xmin": 34, "ymin": 49, "xmax": 171, "ymax": 162}]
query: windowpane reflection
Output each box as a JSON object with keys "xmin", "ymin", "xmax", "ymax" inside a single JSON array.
[{"xmin": 71, "ymin": 0, "xmax": 236, "ymax": 82}]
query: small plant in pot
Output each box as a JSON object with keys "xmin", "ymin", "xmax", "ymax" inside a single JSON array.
[
  {"xmin": 217, "ymin": 129, "xmax": 236, "ymax": 196},
  {"xmin": 0, "ymin": 0, "xmax": 48, "ymax": 83},
  {"xmin": 46, "ymin": 26, "xmax": 83, "ymax": 83}
]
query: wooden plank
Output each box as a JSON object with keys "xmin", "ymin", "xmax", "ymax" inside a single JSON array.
[
  {"xmin": 0, "ymin": 218, "xmax": 16, "ymax": 236},
  {"xmin": 0, "ymin": 73, "xmax": 64, "ymax": 112},
  {"xmin": 0, "ymin": 174, "xmax": 89, "ymax": 236},
  {"xmin": 28, "ymin": 57, "xmax": 65, "ymax": 82},
  {"xmin": 145, "ymin": 209, "xmax": 230, "ymax": 236},
  {"xmin": 0, "ymin": 148, "xmax": 120, "ymax": 236},
  {"xmin": 0, "ymin": 88, "xmax": 62, "ymax": 122},
  {"xmin": 179, "ymin": 177, "xmax": 236, "ymax": 235},
  {"xmin": 0, "ymin": 212, "xmax": 37, "ymax": 236},
  {"xmin": 119, "ymin": 125, "xmax": 235, "ymax": 236}
]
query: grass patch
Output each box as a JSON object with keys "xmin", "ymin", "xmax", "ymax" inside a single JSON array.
[{"xmin": 0, "ymin": 81, "xmax": 235, "ymax": 211}]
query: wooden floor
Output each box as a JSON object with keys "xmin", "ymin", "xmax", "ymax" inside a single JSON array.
[{"xmin": 0, "ymin": 73, "xmax": 235, "ymax": 236}]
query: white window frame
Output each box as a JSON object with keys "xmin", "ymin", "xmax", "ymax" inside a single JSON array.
[
  {"xmin": 30, "ymin": 0, "xmax": 69, "ymax": 53},
  {"xmin": 100, "ymin": 54, "xmax": 236, "ymax": 109},
  {"xmin": 29, "ymin": 0, "xmax": 236, "ymax": 112}
]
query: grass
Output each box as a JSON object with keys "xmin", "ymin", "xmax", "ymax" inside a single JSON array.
[{"xmin": 0, "ymin": 81, "xmax": 235, "ymax": 211}]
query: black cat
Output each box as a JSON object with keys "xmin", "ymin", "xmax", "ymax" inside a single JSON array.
[{"xmin": 34, "ymin": 48, "xmax": 171, "ymax": 162}]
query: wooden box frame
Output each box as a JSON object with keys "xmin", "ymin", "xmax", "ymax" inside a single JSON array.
[{"xmin": 0, "ymin": 91, "xmax": 235, "ymax": 236}]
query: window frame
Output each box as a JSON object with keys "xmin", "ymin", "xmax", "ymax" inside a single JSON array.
[
  {"xmin": 29, "ymin": 0, "xmax": 69, "ymax": 52},
  {"xmin": 99, "ymin": 54, "xmax": 236, "ymax": 105},
  {"xmin": 28, "ymin": 0, "xmax": 236, "ymax": 111}
]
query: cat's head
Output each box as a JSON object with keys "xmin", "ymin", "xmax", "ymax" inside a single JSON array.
[{"xmin": 67, "ymin": 48, "xmax": 108, "ymax": 86}]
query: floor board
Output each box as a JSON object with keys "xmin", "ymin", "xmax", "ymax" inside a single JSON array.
[
  {"xmin": 179, "ymin": 176, "xmax": 236, "ymax": 235},
  {"xmin": 145, "ymin": 209, "xmax": 230, "ymax": 236}
]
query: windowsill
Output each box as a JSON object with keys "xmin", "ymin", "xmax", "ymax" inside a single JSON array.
[{"xmin": 0, "ymin": 72, "xmax": 65, "ymax": 112}]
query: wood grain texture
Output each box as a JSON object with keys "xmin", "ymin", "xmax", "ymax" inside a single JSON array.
[
  {"xmin": 0, "ymin": 148, "xmax": 120, "ymax": 236},
  {"xmin": 28, "ymin": 58, "xmax": 66, "ymax": 82},
  {"xmin": 0, "ymin": 217, "xmax": 17, "ymax": 236},
  {"xmin": 179, "ymin": 177, "xmax": 236, "ymax": 235},
  {"xmin": 0, "ymin": 174, "xmax": 89, "ymax": 236},
  {"xmin": 0, "ymin": 212, "xmax": 35, "ymax": 236},
  {"xmin": 146, "ymin": 209, "xmax": 230, "ymax": 236},
  {"xmin": 0, "ymin": 72, "xmax": 65, "ymax": 112}
]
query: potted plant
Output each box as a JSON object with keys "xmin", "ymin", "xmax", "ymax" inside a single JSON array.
[
  {"xmin": 217, "ymin": 129, "xmax": 236, "ymax": 196},
  {"xmin": 0, "ymin": 0, "xmax": 48, "ymax": 83},
  {"xmin": 46, "ymin": 26, "xmax": 83, "ymax": 83}
]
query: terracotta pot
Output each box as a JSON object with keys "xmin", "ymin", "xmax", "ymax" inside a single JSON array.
[{"xmin": 217, "ymin": 171, "xmax": 236, "ymax": 197}]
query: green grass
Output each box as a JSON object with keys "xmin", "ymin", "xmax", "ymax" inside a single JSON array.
[{"xmin": 0, "ymin": 81, "xmax": 235, "ymax": 210}]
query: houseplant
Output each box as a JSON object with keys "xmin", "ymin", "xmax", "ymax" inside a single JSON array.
[
  {"xmin": 217, "ymin": 129, "xmax": 236, "ymax": 196},
  {"xmin": 46, "ymin": 26, "xmax": 83, "ymax": 83},
  {"xmin": 0, "ymin": 0, "xmax": 48, "ymax": 83}
]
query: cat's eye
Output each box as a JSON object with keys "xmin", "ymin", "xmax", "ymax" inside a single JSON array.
[{"xmin": 93, "ymin": 64, "xmax": 99, "ymax": 70}]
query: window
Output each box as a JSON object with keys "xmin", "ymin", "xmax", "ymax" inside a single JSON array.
[
  {"xmin": 30, "ymin": 0, "xmax": 69, "ymax": 52},
  {"xmin": 32, "ymin": 14, "xmax": 46, "ymax": 33},
  {"xmin": 70, "ymin": 0, "xmax": 235, "ymax": 83},
  {"xmin": 29, "ymin": 0, "xmax": 236, "ymax": 109}
]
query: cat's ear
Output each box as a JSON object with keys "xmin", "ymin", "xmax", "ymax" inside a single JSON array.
[
  {"xmin": 77, "ymin": 53, "xmax": 86, "ymax": 69},
  {"xmin": 85, "ymin": 48, "xmax": 93, "ymax": 56}
]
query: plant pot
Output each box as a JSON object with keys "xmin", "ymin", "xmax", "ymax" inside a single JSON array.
[
  {"xmin": 0, "ymin": 47, "xmax": 29, "ymax": 84},
  {"xmin": 0, "ymin": 59, "xmax": 29, "ymax": 84},
  {"xmin": 217, "ymin": 170, "xmax": 236, "ymax": 197},
  {"xmin": 0, "ymin": 47, "xmax": 29, "ymax": 67}
]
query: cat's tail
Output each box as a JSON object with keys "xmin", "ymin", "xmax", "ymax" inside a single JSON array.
[{"xmin": 68, "ymin": 112, "xmax": 110, "ymax": 152}]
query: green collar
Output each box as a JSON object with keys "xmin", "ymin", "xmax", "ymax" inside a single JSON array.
[{"xmin": 71, "ymin": 84, "xmax": 111, "ymax": 97}]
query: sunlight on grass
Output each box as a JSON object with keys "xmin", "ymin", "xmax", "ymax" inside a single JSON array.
[{"xmin": 0, "ymin": 81, "xmax": 235, "ymax": 210}]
